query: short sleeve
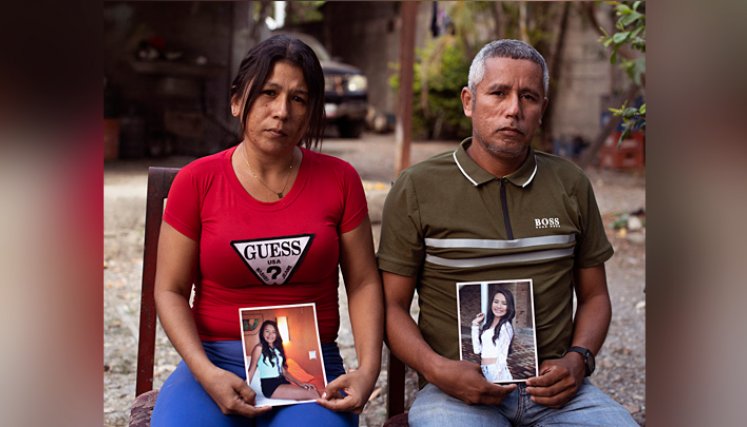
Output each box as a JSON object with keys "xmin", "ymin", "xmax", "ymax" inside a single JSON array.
[
  {"xmin": 163, "ymin": 167, "xmax": 201, "ymax": 241},
  {"xmin": 377, "ymin": 172, "xmax": 425, "ymax": 277},
  {"xmin": 574, "ymin": 176, "xmax": 614, "ymax": 267},
  {"xmin": 339, "ymin": 161, "xmax": 368, "ymax": 234}
]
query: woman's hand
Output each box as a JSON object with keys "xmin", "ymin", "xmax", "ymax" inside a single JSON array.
[
  {"xmin": 197, "ymin": 365, "xmax": 272, "ymax": 418},
  {"xmin": 472, "ymin": 312, "xmax": 485, "ymax": 326},
  {"xmin": 316, "ymin": 368, "xmax": 378, "ymax": 414}
]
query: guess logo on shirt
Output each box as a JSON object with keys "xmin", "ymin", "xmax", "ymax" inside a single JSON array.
[{"xmin": 231, "ymin": 234, "xmax": 314, "ymax": 285}]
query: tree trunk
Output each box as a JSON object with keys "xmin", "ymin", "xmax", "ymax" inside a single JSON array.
[
  {"xmin": 491, "ymin": 1, "xmax": 504, "ymax": 39},
  {"xmin": 540, "ymin": 1, "xmax": 570, "ymax": 153},
  {"xmin": 519, "ymin": 2, "xmax": 529, "ymax": 42}
]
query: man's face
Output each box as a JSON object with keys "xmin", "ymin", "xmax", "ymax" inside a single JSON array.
[{"xmin": 461, "ymin": 57, "xmax": 547, "ymax": 161}]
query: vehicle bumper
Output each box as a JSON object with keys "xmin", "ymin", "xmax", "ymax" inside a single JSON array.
[{"xmin": 325, "ymin": 100, "xmax": 367, "ymax": 122}]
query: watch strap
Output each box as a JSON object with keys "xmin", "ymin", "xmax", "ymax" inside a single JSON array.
[{"xmin": 567, "ymin": 346, "xmax": 594, "ymax": 376}]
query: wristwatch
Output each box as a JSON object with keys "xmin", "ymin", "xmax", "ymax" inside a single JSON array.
[{"xmin": 567, "ymin": 346, "xmax": 595, "ymax": 376}]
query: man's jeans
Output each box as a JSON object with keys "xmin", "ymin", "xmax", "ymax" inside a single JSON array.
[{"xmin": 408, "ymin": 379, "xmax": 637, "ymax": 426}]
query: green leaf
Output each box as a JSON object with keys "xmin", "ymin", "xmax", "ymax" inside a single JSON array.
[
  {"xmin": 639, "ymin": 103, "xmax": 646, "ymax": 115},
  {"xmin": 623, "ymin": 107, "xmax": 638, "ymax": 118},
  {"xmin": 620, "ymin": 11, "xmax": 643, "ymax": 27},
  {"xmin": 612, "ymin": 31, "xmax": 630, "ymax": 44},
  {"xmin": 616, "ymin": 4, "xmax": 633, "ymax": 15},
  {"xmin": 617, "ymin": 126, "xmax": 632, "ymax": 146}
]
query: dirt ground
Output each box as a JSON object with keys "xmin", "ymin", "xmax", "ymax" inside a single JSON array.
[{"xmin": 104, "ymin": 135, "xmax": 645, "ymax": 426}]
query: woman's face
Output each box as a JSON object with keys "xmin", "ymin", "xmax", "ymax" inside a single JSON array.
[
  {"xmin": 491, "ymin": 293, "xmax": 508, "ymax": 318},
  {"xmin": 262, "ymin": 324, "xmax": 278, "ymax": 346},
  {"xmin": 233, "ymin": 60, "xmax": 310, "ymax": 155}
]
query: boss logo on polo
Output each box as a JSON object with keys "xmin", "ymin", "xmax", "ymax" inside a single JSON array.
[
  {"xmin": 534, "ymin": 217, "xmax": 560, "ymax": 229},
  {"xmin": 231, "ymin": 234, "xmax": 314, "ymax": 285}
]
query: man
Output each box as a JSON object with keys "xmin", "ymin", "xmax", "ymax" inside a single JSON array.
[{"xmin": 378, "ymin": 39, "xmax": 637, "ymax": 425}]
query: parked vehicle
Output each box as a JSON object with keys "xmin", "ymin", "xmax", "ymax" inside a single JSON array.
[{"xmin": 275, "ymin": 32, "xmax": 368, "ymax": 138}]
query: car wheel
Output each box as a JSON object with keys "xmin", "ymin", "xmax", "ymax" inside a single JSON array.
[{"xmin": 337, "ymin": 119, "xmax": 364, "ymax": 139}]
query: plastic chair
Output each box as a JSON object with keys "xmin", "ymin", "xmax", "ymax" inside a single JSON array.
[{"xmin": 129, "ymin": 166, "xmax": 409, "ymax": 426}]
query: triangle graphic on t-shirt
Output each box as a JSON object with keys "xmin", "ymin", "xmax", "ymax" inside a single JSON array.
[{"xmin": 231, "ymin": 234, "xmax": 314, "ymax": 285}]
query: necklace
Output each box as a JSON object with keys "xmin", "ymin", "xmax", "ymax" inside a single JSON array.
[{"xmin": 240, "ymin": 143, "xmax": 295, "ymax": 199}]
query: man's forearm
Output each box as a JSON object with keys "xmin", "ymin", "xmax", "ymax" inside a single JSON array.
[
  {"xmin": 386, "ymin": 304, "xmax": 447, "ymax": 383},
  {"xmin": 571, "ymin": 293, "xmax": 611, "ymax": 355},
  {"xmin": 571, "ymin": 265, "xmax": 613, "ymax": 355}
]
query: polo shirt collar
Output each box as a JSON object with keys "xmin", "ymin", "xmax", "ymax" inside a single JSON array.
[{"xmin": 453, "ymin": 137, "xmax": 538, "ymax": 188}]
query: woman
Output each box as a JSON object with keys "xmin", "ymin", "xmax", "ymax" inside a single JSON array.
[
  {"xmin": 471, "ymin": 288, "xmax": 516, "ymax": 383},
  {"xmin": 151, "ymin": 35, "xmax": 383, "ymax": 427},
  {"xmin": 246, "ymin": 321, "xmax": 319, "ymax": 401}
]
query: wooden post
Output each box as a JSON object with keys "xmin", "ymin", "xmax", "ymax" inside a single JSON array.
[{"xmin": 395, "ymin": 1, "xmax": 418, "ymax": 176}]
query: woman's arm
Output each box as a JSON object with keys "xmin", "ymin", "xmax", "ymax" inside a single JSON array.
[
  {"xmin": 317, "ymin": 217, "xmax": 383, "ymax": 413},
  {"xmin": 155, "ymin": 222, "xmax": 270, "ymax": 417}
]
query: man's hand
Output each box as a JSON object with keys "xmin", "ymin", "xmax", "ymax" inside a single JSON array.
[
  {"xmin": 316, "ymin": 368, "xmax": 378, "ymax": 413},
  {"xmin": 525, "ymin": 352, "xmax": 585, "ymax": 408},
  {"xmin": 429, "ymin": 358, "xmax": 516, "ymax": 406},
  {"xmin": 197, "ymin": 365, "xmax": 272, "ymax": 418}
]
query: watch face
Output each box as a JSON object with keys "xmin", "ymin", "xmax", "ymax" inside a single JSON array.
[{"xmin": 569, "ymin": 347, "xmax": 595, "ymax": 376}]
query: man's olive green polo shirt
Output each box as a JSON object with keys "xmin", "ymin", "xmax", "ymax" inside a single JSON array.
[{"xmin": 378, "ymin": 138, "xmax": 613, "ymax": 369}]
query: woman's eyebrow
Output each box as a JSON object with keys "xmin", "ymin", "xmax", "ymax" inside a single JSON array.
[{"xmin": 262, "ymin": 82, "xmax": 309, "ymax": 96}]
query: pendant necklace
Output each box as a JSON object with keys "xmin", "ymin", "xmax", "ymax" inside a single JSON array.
[{"xmin": 241, "ymin": 143, "xmax": 294, "ymax": 199}]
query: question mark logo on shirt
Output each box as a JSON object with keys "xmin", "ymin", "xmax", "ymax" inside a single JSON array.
[
  {"xmin": 231, "ymin": 234, "xmax": 314, "ymax": 285},
  {"xmin": 267, "ymin": 266, "xmax": 282, "ymax": 280}
]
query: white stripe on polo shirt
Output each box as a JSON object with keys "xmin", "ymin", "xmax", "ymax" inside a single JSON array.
[
  {"xmin": 425, "ymin": 234, "xmax": 575, "ymax": 249},
  {"xmin": 425, "ymin": 247, "xmax": 575, "ymax": 268}
]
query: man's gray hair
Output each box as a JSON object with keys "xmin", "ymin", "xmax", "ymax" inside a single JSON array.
[{"xmin": 468, "ymin": 39, "xmax": 549, "ymax": 95}]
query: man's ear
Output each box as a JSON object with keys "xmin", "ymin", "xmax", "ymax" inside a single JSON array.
[{"xmin": 461, "ymin": 87, "xmax": 473, "ymax": 117}]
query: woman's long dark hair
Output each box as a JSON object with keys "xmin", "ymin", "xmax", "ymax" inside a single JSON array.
[
  {"xmin": 230, "ymin": 34, "xmax": 325, "ymax": 150},
  {"xmin": 480, "ymin": 288, "xmax": 516, "ymax": 353},
  {"xmin": 258, "ymin": 320, "xmax": 287, "ymax": 369}
]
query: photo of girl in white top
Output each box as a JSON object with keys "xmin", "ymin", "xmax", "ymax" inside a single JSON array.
[
  {"xmin": 246, "ymin": 320, "xmax": 320, "ymax": 400},
  {"xmin": 471, "ymin": 288, "xmax": 516, "ymax": 382}
]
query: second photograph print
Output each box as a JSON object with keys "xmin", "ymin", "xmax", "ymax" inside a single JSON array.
[{"xmin": 457, "ymin": 280, "xmax": 539, "ymax": 383}]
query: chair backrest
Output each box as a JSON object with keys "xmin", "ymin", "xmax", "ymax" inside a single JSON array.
[
  {"xmin": 135, "ymin": 167, "xmax": 180, "ymax": 396},
  {"xmin": 134, "ymin": 166, "xmax": 408, "ymax": 418}
]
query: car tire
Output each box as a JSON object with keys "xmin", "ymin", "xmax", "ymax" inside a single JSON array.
[{"xmin": 337, "ymin": 119, "xmax": 364, "ymax": 139}]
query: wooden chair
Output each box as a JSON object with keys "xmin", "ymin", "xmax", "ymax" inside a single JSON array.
[{"xmin": 130, "ymin": 166, "xmax": 409, "ymax": 426}]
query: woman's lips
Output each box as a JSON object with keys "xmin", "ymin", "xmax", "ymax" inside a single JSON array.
[{"xmin": 266, "ymin": 128, "xmax": 287, "ymax": 137}]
